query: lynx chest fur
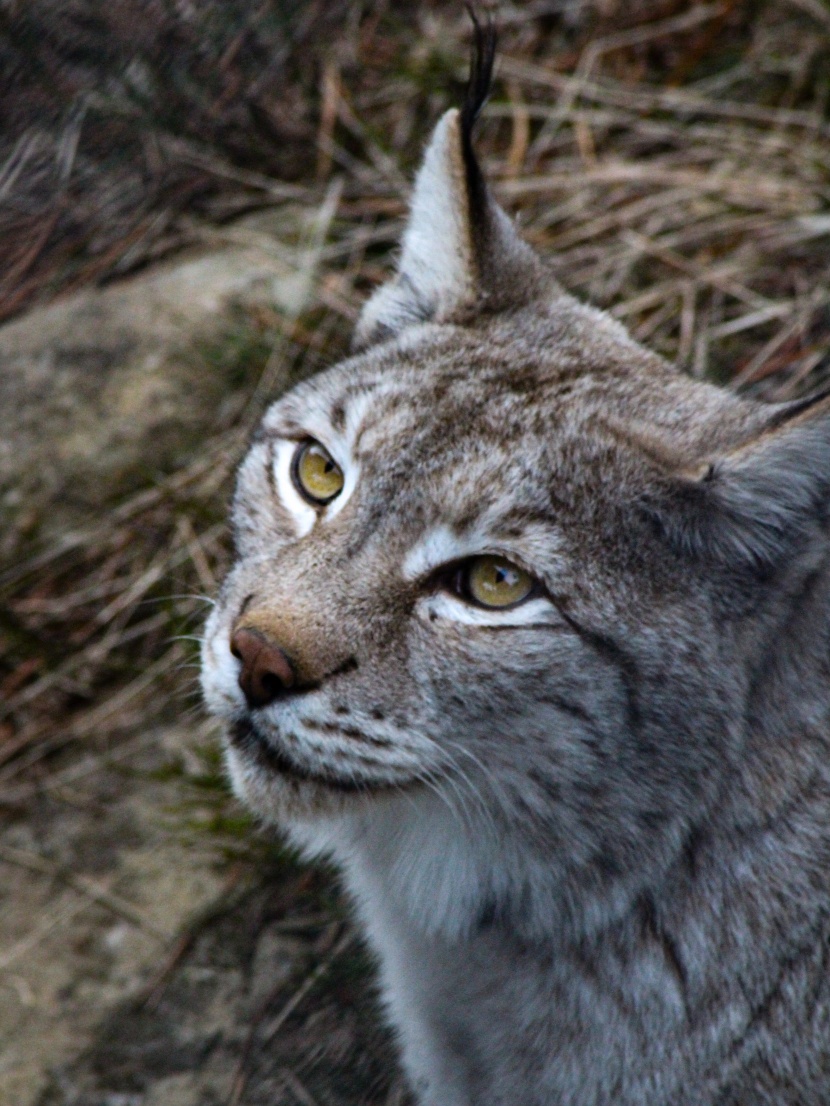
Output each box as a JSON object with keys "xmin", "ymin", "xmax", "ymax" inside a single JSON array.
[{"xmin": 201, "ymin": 40, "xmax": 830, "ymax": 1106}]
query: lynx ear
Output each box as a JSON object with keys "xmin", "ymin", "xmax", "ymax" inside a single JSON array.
[
  {"xmin": 353, "ymin": 25, "xmax": 550, "ymax": 351},
  {"xmin": 656, "ymin": 394, "xmax": 830, "ymax": 572}
]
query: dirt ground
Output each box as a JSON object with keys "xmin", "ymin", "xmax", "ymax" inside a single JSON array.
[
  {"xmin": 2, "ymin": 3, "xmax": 830, "ymax": 1104},
  {"xmin": 2, "ymin": 725, "xmax": 408, "ymax": 1106},
  {"xmin": 13, "ymin": 740, "xmax": 406, "ymax": 1106}
]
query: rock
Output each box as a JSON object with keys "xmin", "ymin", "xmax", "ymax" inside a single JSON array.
[
  {"xmin": 0, "ymin": 210, "xmax": 319, "ymax": 559},
  {"xmin": 0, "ymin": 725, "xmax": 228, "ymax": 1106}
]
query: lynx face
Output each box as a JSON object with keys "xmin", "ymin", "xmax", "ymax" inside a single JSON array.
[{"xmin": 201, "ymin": 101, "xmax": 830, "ymax": 942}]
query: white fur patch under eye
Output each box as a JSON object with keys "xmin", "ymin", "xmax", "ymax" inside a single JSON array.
[
  {"xmin": 273, "ymin": 439, "xmax": 318, "ymax": 537},
  {"xmin": 404, "ymin": 524, "xmax": 568, "ymax": 589},
  {"xmin": 404, "ymin": 527, "xmax": 558, "ymax": 624},
  {"xmin": 273, "ymin": 437, "xmax": 359, "ymax": 526},
  {"xmin": 421, "ymin": 591, "xmax": 556, "ymax": 627}
]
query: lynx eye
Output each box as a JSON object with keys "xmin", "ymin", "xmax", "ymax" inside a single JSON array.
[
  {"xmin": 461, "ymin": 555, "xmax": 535, "ymax": 609},
  {"xmin": 292, "ymin": 440, "xmax": 344, "ymax": 505}
]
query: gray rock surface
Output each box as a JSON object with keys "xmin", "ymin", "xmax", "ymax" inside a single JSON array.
[{"xmin": 0, "ymin": 213, "xmax": 312, "ymax": 557}]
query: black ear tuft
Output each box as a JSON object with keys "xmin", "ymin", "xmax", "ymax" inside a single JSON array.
[
  {"xmin": 461, "ymin": 5, "xmax": 497, "ymax": 143},
  {"xmin": 351, "ymin": 10, "xmax": 549, "ymax": 349},
  {"xmin": 460, "ymin": 6, "xmax": 497, "ymax": 216},
  {"xmin": 765, "ymin": 383, "xmax": 830, "ymax": 427}
]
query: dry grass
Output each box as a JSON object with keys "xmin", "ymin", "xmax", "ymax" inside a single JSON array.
[
  {"xmin": 0, "ymin": 0, "xmax": 350, "ymax": 320},
  {"xmin": 2, "ymin": 0, "xmax": 830, "ymax": 828}
]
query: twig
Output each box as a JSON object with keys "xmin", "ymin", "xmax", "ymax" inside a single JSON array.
[
  {"xmin": 280, "ymin": 1068, "xmax": 320, "ymax": 1106},
  {"xmin": 553, "ymin": 3, "xmax": 729, "ymax": 133}
]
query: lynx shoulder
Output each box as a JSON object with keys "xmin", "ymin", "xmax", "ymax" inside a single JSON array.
[{"xmin": 202, "ymin": 29, "xmax": 830, "ymax": 1106}]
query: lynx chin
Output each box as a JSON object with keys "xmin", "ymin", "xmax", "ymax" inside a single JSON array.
[{"xmin": 201, "ymin": 28, "xmax": 830, "ymax": 1106}]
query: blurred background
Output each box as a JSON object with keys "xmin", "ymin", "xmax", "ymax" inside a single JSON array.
[{"xmin": 1, "ymin": 1, "xmax": 829, "ymax": 1103}]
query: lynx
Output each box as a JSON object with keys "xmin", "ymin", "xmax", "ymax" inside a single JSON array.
[{"xmin": 201, "ymin": 29, "xmax": 830, "ymax": 1106}]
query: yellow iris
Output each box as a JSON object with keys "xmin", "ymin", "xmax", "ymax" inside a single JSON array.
[
  {"xmin": 466, "ymin": 555, "xmax": 534, "ymax": 609},
  {"xmin": 293, "ymin": 440, "xmax": 344, "ymax": 504}
]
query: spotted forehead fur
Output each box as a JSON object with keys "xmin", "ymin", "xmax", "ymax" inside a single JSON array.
[{"xmin": 251, "ymin": 297, "xmax": 771, "ymax": 585}]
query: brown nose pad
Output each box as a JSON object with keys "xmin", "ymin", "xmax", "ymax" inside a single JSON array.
[{"xmin": 230, "ymin": 627, "xmax": 295, "ymax": 709}]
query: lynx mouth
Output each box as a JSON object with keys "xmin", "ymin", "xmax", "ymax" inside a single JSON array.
[{"xmin": 228, "ymin": 717, "xmax": 410, "ymax": 795}]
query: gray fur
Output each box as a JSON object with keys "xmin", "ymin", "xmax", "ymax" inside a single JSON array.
[{"xmin": 201, "ymin": 98, "xmax": 830, "ymax": 1105}]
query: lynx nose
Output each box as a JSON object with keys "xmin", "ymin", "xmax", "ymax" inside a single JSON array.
[{"xmin": 230, "ymin": 627, "xmax": 295, "ymax": 709}]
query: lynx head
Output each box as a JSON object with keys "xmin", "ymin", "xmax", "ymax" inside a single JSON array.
[{"xmin": 201, "ymin": 33, "xmax": 830, "ymax": 940}]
